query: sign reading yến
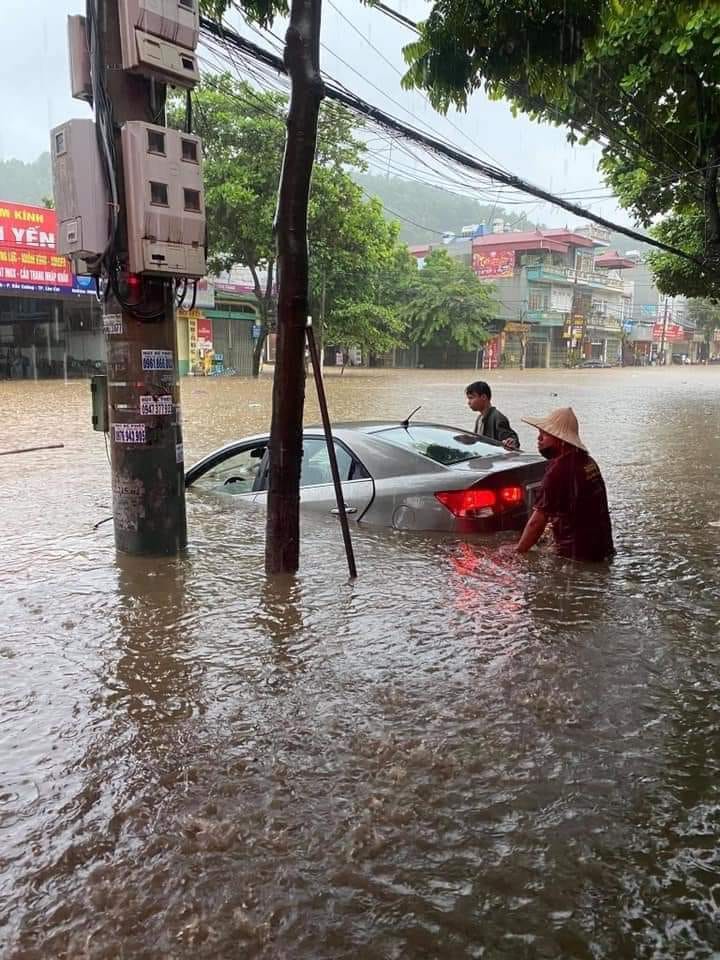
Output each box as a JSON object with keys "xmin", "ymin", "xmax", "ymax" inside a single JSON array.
[{"xmin": 0, "ymin": 200, "xmax": 72, "ymax": 292}]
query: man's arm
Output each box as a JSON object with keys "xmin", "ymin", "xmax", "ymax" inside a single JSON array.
[
  {"xmin": 515, "ymin": 508, "xmax": 548, "ymax": 553},
  {"xmin": 495, "ymin": 413, "xmax": 520, "ymax": 450}
]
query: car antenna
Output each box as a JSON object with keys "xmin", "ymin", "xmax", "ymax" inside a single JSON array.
[{"xmin": 400, "ymin": 405, "xmax": 422, "ymax": 429}]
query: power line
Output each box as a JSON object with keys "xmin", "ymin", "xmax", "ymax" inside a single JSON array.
[
  {"xmin": 198, "ymin": 15, "xmax": 705, "ymax": 272},
  {"xmin": 367, "ymin": 0, "xmax": 419, "ymax": 32},
  {"xmin": 370, "ymin": 1, "xmax": 703, "ymax": 188}
]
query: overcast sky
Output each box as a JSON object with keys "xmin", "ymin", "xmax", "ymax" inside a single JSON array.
[{"xmin": 2, "ymin": 0, "xmax": 631, "ymax": 229}]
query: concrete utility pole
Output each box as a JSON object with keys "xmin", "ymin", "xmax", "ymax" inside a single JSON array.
[{"xmin": 101, "ymin": 1, "xmax": 186, "ymax": 555}]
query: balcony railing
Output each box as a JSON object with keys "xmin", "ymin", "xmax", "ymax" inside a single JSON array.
[{"xmin": 526, "ymin": 264, "xmax": 625, "ymax": 291}]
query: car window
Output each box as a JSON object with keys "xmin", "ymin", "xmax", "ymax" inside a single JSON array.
[
  {"xmin": 300, "ymin": 438, "xmax": 368, "ymax": 486},
  {"xmin": 376, "ymin": 426, "xmax": 512, "ymax": 466},
  {"xmin": 192, "ymin": 444, "xmax": 267, "ymax": 494}
]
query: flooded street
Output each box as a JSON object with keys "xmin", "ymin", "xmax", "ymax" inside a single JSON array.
[{"xmin": 1, "ymin": 366, "xmax": 720, "ymax": 959}]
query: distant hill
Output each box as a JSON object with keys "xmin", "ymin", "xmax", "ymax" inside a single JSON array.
[
  {"xmin": 354, "ymin": 170, "xmax": 652, "ymax": 257},
  {"xmin": 353, "ymin": 171, "xmax": 541, "ymax": 245},
  {"xmin": 0, "ymin": 153, "xmax": 52, "ymax": 206}
]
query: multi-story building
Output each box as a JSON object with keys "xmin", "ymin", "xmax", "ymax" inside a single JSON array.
[
  {"xmin": 622, "ymin": 256, "xmax": 705, "ymax": 363},
  {"xmin": 410, "ymin": 223, "xmax": 633, "ymax": 368}
]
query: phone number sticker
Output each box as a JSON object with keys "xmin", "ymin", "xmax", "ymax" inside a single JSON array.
[
  {"xmin": 112, "ymin": 423, "xmax": 146, "ymax": 444},
  {"xmin": 139, "ymin": 394, "xmax": 173, "ymax": 416},
  {"xmin": 103, "ymin": 314, "xmax": 123, "ymax": 336},
  {"xmin": 141, "ymin": 349, "xmax": 174, "ymax": 371}
]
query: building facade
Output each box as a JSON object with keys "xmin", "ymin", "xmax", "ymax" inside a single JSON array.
[
  {"xmin": 0, "ymin": 200, "xmax": 106, "ymax": 379},
  {"xmin": 0, "ymin": 199, "xmax": 261, "ymax": 380},
  {"xmin": 411, "ymin": 223, "xmax": 632, "ymax": 368}
]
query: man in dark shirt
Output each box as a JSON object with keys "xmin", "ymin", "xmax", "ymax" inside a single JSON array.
[
  {"xmin": 465, "ymin": 380, "xmax": 519, "ymax": 449},
  {"xmin": 515, "ymin": 407, "xmax": 614, "ymax": 562}
]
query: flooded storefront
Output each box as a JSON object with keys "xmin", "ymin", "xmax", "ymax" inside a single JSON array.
[{"xmin": 0, "ymin": 201, "xmax": 104, "ymax": 379}]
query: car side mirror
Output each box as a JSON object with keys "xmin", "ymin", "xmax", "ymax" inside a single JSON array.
[{"xmin": 250, "ymin": 447, "xmax": 265, "ymax": 459}]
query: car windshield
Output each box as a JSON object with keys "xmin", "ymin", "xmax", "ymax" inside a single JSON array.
[{"xmin": 377, "ymin": 426, "xmax": 512, "ymax": 466}]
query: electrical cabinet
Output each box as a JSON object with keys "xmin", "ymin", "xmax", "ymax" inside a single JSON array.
[
  {"xmin": 51, "ymin": 118, "xmax": 110, "ymax": 263},
  {"xmin": 91, "ymin": 375, "xmax": 109, "ymax": 432},
  {"xmin": 122, "ymin": 121, "xmax": 206, "ymax": 277},
  {"xmin": 119, "ymin": 0, "xmax": 200, "ymax": 87},
  {"xmin": 67, "ymin": 15, "xmax": 92, "ymax": 102}
]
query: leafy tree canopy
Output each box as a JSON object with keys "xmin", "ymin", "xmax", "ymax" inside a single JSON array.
[
  {"xmin": 402, "ymin": 248, "xmax": 497, "ymax": 351},
  {"xmin": 402, "ymin": 1, "xmax": 720, "ymax": 297},
  {"xmin": 170, "ymin": 73, "xmax": 415, "ymax": 369},
  {"xmin": 199, "ymin": 0, "xmax": 286, "ymax": 26},
  {"xmin": 687, "ymin": 296, "xmax": 720, "ymax": 346}
]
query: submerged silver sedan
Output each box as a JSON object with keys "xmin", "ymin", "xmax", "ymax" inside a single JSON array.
[{"xmin": 185, "ymin": 422, "xmax": 547, "ymax": 533}]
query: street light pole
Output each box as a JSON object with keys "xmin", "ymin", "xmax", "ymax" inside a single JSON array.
[{"xmin": 659, "ymin": 297, "xmax": 670, "ymax": 364}]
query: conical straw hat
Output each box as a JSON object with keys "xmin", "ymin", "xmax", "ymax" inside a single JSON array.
[{"xmin": 521, "ymin": 406, "xmax": 587, "ymax": 452}]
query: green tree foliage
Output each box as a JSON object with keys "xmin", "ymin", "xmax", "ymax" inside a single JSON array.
[
  {"xmin": 647, "ymin": 207, "xmax": 719, "ymax": 299},
  {"xmin": 322, "ymin": 235, "xmax": 418, "ymax": 360},
  {"xmin": 170, "ymin": 74, "xmax": 414, "ymax": 372},
  {"xmin": 687, "ymin": 297, "xmax": 720, "ymax": 353},
  {"xmin": 402, "ymin": 1, "xmax": 720, "ymax": 297},
  {"xmin": 402, "ymin": 248, "xmax": 496, "ymax": 350},
  {"xmin": 199, "ymin": 0, "xmax": 286, "ymax": 24},
  {"xmin": 0, "ymin": 153, "xmax": 52, "ymax": 206}
]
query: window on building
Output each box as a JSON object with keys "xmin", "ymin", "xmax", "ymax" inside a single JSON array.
[
  {"xmin": 150, "ymin": 182, "xmax": 169, "ymax": 206},
  {"xmin": 528, "ymin": 289, "xmax": 549, "ymax": 311},
  {"xmin": 147, "ymin": 130, "xmax": 166, "ymax": 156}
]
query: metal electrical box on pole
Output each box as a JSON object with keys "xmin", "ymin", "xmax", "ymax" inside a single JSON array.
[{"xmin": 50, "ymin": 0, "xmax": 206, "ymax": 556}]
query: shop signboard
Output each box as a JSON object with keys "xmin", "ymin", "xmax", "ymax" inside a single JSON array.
[
  {"xmin": 0, "ymin": 199, "xmax": 99, "ymax": 295},
  {"xmin": 196, "ymin": 316, "xmax": 213, "ymax": 353},
  {"xmin": 472, "ymin": 249, "xmax": 515, "ymax": 278},
  {"xmin": 652, "ymin": 321, "xmax": 685, "ymax": 342},
  {"xmin": 0, "ymin": 201, "xmax": 72, "ymax": 293}
]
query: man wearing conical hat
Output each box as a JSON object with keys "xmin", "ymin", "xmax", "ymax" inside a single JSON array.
[{"xmin": 515, "ymin": 407, "xmax": 615, "ymax": 562}]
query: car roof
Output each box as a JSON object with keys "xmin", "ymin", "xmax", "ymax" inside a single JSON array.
[{"xmin": 310, "ymin": 421, "xmax": 479, "ymax": 436}]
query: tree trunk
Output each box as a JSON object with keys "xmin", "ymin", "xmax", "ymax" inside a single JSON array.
[
  {"xmin": 704, "ymin": 146, "xmax": 720, "ymax": 249},
  {"xmin": 265, "ymin": 0, "xmax": 324, "ymax": 575},
  {"xmin": 248, "ymin": 261, "xmax": 274, "ymax": 378},
  {"xmin": 252, "ymin": 331, "xmax": 267, "ymax": 377}
]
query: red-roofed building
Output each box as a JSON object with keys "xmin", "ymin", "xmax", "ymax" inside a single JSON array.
[{"xmin": 406, "ymin": 222, "xmax": 634, "ymax": 367}]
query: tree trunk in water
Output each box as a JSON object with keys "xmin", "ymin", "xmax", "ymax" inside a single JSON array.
[{"xmin": 265, "ymin": 0, "xmax": 324, "ymax": 575}]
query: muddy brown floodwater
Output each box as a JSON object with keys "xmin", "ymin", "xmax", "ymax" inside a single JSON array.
[{"xmin": 1, "ymin": 366, "xmax": 720, "ymax": 959}]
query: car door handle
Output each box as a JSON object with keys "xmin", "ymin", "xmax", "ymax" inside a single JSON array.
[{"xmin": 331, "ymin": 505, "xmax": 357, "ymax": 515}]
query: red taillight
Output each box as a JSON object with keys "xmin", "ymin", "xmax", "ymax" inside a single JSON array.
[
  {"xmin": 434, "ymin": 488, "xmax": 496, "ymax": 517},
  {"xmin": 499, "ymin": 485, "xmax": 524, "ymax": 505},
  {"xmin": 435, "ymin": 485, "xmax": 525, "ymax": 518}
]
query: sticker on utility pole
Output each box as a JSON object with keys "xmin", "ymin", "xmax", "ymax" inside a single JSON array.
[
  {"xmin": 139, "ymin": 395, "xmax": 173, "ymax": 416},
  {"xmin": 112, "ymin": 423, "xmax": 146, "ymax": 444},
  {"xmin": 103, "ymin": 314, "xmax": 123, "ymax": 336},
  {"xmin": 141, "ymin": 349, "xmax": 174, "ymax": 371},
  {"xmin": 176, "ymin": 443, "xmax": 184, "ymax": 464}
]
